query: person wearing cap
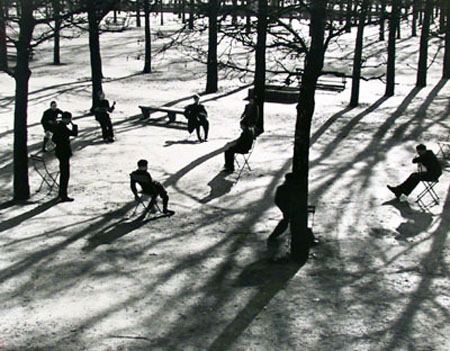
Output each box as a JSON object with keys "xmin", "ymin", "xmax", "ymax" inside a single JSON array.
[
  {"xmin": 41, "ymin": 101, "xmax": 63, "ymax": 152},
  {"xmin": 184, "ymin": 94, "xmax": 209, "ymax": 142},
  {"xmin": 52, "ymin": 111, "xmax": 78, "ymax": 202}
]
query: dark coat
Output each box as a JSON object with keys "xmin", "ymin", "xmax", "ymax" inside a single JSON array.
[
  {"xmin": 52, "ymin": 122, "xmax": 78, "ymax": 159},
  {"xmin": 413, "ymin": 150, "xmax": 442, "ymax": 179},
  {"xmin": 241, "ymin": 102, "xmax": 259, "ymax": 127},
  {"xmin": 232, "ymin": 128, "xmax": 254, "ymax": 154},
  {"xmin": 94, "ymin": 99, "xmax": 114, "ymax": 121},
  {"xmin": 275, "ymin": 177, "xmax": 294, "ymax": 214},
  {"xmin": 41, "ymin": 108, "xmax": 63, "ymax": 131},
  {"xmin": 130, "ymin": 170, "xmax": 156, "ymax": 195}
]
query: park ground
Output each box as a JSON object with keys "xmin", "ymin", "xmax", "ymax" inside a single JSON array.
[{"xmin": 0, "ymin": 14, "xmax": 449, "ymax": 351}]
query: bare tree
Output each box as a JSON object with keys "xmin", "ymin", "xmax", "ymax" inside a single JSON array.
[
  {"xmin": 0, "ymin": 0, "xmax": 7, "ymax": 71},
  {"xmin": 206, "ymin": 0, "xmax": 218, "ymax": 93},
  {"xmin": 385, "ymin": 0, "xmax": 400, "ymax": 97},
  {"xmin": 443, "ymin": 0, "xmax": 450, "ymax": 78},
  {"xmin": 143, "ymin": 0, "xmax": 152, "ymax": 73},
  {"xmin": 416, "ymin": 0, "xmax": 433, "ymax": 87}
]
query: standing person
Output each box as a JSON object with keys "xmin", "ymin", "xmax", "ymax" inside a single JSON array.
[
  {"xmin": 52, "ymin": 111, "xmax": 78, "ymax": 202},
  {"xmin": 223, "ymin": 120, "xmax": 254, "ymax": 173},
  {"xmin": 94, "ymin": 91, "xmax": 116, "ymax": 143},
  {"xmin": 387, "ymin": 144, "xmax": 442, "ymax": 199},
  {"xmin": 240, "ymin": 96, "xmax": 259, "ymax": 131},
  {"xmin": 184, "ymin": 94, "xmax": 209, "ymax": 142},
  {"xmin": 267, "ymin": 173, "xmax": 318, "ymax": 244},
  {"xmin": 130, "ymin": 159, "xmax": 175, "ymax": 216},
  {"xmin": 41, "ymin": 101, "xmax": 63, "ymax": 152}
]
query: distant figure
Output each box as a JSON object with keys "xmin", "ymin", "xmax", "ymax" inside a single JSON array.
[
  {"xmin": 52, "ymin": 111, "xmax": 78, "ymax": 202},
  {"xmin": 387, "ymin": 144, "xmax": 442, "ymax": 200},
  {"xmin": 267, "ymin": 173, "xmax": 317, "ymax": 245},
  {"xmin": 184, "ymin": 94, "xmax": 209, "ymax": 142},
  {"xmin": 240, "ymin": 96, "xmax": 259, "ymax": 131},
  {"xmin": 94, "ymin": 91, "xmax": 116, "ymax": 143},
  {"xmin": 223, "ymin": 120, "xmax": 254, "ymax": 173},
  {"xmin": 130, "ymin": 159, "xmax": 175, "ymax": 216},
  {"xmin": 41, "ymin": 101, "xmax": 63, "ymax": 152}
]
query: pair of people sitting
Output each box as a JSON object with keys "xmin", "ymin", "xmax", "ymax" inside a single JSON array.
[{"xmin": 130, "ymin": 159, "xmax": 175, "ymax": 216}]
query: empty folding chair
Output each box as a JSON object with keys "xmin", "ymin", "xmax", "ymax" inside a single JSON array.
[{"xmin": 29, "ymin": 153, "xmax": 59, "ymax": 195}]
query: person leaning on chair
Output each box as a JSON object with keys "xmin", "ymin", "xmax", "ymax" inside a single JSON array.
[
  {"xmin": 184, "ymin": 94, "xmax": 209, "ymax": 142},
  {"xmin": 52, "ymin": 111, "xmax": 78, "ymax": 202},
  {"xmin": 41, "ymin": 101, "xmax": 63, "ymax": 152},
  {"xmin": 387, "ymin": 144, "xmax": 442, "ymax": 200},
  {"xmin": 130, "ymin": 159, "xmax": 175, "ymax": 215},
  {"xmin": 223, "ymin": 119, "xmax": 255, "ymax": 173}
]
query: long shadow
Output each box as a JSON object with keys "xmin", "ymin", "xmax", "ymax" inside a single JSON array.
[
  {"xmin": 381, "ymin": 199, "xmax": 433, "ymax": 241},
  {"xmin": 207, "ymin": 258, "xmax": 305, "ymax": 351},
  {"xmin": 0, "ymin": 198, "xmax": 59, "ymax": 234},
  {"xmin": 83, "ymin": 213, "xmax": 170, "ymax": 252},
  {"xmin": 200, "ymin": 171, "xmax": 234, "ymax": 203},
  {"xmin": 382, "ymin": 183, "xmax": 450, "ymax": 350}
]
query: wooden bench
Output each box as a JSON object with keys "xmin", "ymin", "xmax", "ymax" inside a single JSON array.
[
  {"xmin": 104, "ymin": 17, "xmax": 128, "ymax": 32},
  {"xmin": 139, "ymin": 105, "xmax": 185, "ymax": 123}
]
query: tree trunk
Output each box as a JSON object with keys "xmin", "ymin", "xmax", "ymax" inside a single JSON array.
[
  {"xmin": 379, "ymin": 0, "xmax": 386, "ymax": 41},
  {"xmin": 291, "ymin": 0, "xmax": 327, "ymax": 262},
  {"xmin": 385, "ymin": 0, "xmax": 399, "ymax": 97},
  {"xmin": 205, "ymin": 0, "xmax": 218, "ymax": 93},
  {"xmin": 412, "ymin": 0, "xmax": 418, "ymax": 37},
  {"xmin": 13, "ymin": 2, "xmax": 35, "ymax": 201},
  {"xmin": 254, "ymin": 0, "xmax": 267, "ymax": 135},
  {"xmin": 416, "ymin": 0, "xmax": 432, "ymax": 87},
  {"xmin": 160, "ymin": 0, "xmax": 164, "ymax": 26},
  {"xmin": 444, "ymin": 2, "xmax": 450, "ymax": 78},
  {"xmin": 53, "ymin": 0, "xmax": 61, "ymax": 65},
  {"xmin": 143, "ymin": 0, "xmax": 152, "ymax": 73},
  {"xmin": 350, "ymin": 0, "xmax": 369, "ymax": 107},
  {"xmin": 0, "ymin": 0, "xmax": 7, "ymax": 71},
  {"xmin": 136, "ymin": 0, "xmax": 141, "ymax": 27},
  {"xmin": 188, "ymin": 0, "xmax": 194, "ymax": 29},
  {"xmin": 345, "ymin": 0, "xmax": 352, "ymax": 32},
  {"xmin": 87, "ymin": 3, "xmax": 103, "ymax": 110},
  {"xmin": 246, "ymin": 0, "xmax": 251, "ymax": 34}
]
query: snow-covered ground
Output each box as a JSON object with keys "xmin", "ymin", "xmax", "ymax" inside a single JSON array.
[{"xmin": 0, "ymin": 14, "xmax": 449, "ymax": 351}]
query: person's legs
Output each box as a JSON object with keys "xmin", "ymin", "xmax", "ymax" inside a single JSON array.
[
  {"xmin": 98, "ymin": 118, "xmax": 108, "ymax": 140},
  {"xmin": 58, "ymin": 157, "xmax": 71, "ymax": 200},
  {"xmin": 268, "ymin": 214, "xmax": 289, "ymax": 240},
  {"xmin": 105, "ymin": 116, "xmax": 114, "ymax": 139},
  {"xmin": 397, "ymin": 172, "xmax": 424, "ymax": 196},
  {"xmin": 224, "ymin": 148, "xmax": 235, "ymax": 171}
]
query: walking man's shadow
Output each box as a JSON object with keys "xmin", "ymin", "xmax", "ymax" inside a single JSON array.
[
  {"xmin": 200, "ymin": 171, "xmax": 234, "ymax": 203},
  {"xmin": 382, "ymin": 199, "xmax": 433, "ymax": 241}
]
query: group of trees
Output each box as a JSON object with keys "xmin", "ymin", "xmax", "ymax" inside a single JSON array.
[{"xmin": 1, "ymin": 0, "xmax": 449, "ymax": 260}]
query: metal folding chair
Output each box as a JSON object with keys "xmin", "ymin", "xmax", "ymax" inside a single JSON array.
[
  {"xmin": 130, "ymin": 193, "xmax": 162, "ymax": 217},
  {"xmin": 29, "ymin": 153, "xmax": 59, "ymax": 195},
  {"xmin": 234, "ymin": 141, "xmax": 256, "ymax": 183},
  {"xmin": 437, "ymin": 134, "xmax": 450, "ymax": 160},
  {"xmin": 416, "ymin": 180, "xmax": 439, "ymax": 209}
]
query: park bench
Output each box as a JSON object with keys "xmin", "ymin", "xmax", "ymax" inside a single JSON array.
[
  {"xmin": 139, "ymin": 105, "xmax": 185, "ymax": 123},
  {"xmin": 247, "ymin": 76, "xmax": 347, "ymax": 104},
  {"xmin": 104, "ymin": 16, "xmax": 128, "ymax": 32}
]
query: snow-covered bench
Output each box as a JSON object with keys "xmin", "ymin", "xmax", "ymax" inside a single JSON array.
[{"xmin": 139, "ymin": 105, "xmax": 185, "ymax": 123}]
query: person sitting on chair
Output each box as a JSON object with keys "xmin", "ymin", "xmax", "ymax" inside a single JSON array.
[
  {"xmin": 41, "ymin": 101, "xmax": 63, "ymax": 152},
  {"xmin": 130, "ymin": 159, "xmax": 175, "ymax": 215},
  {"xmin": 267, "ymin": 172, "xmax": 318, "ymax": 245},
  {"xmin": 94, "ymin": 91, "xmax": 116, "ymax": 143},
  {"xmin": 184, "ymin": 94, "xmax": 209, "ymax": 142},
  {"xmin": 387, "ymin": 144, "xmax": 442, "ymax": 200},
  {"xmin": 241, "ymin": 96, "xmax": 259, "ymax": 130},
  {"xmin": 52, "ymin": 111, "xmax": 78, "ymax": 202},
  {"xmin": 223, "ymin": 119, "xmax": 254, "ymax": 173}
]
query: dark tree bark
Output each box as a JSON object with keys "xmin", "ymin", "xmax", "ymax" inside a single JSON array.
[
  {"xmin": 52, "ymin": 0, "xmax": 61, "ymax": 65},
  {"xmin": 13, "ymin": 1, "xmax": 35, "ymax": 201},
  {"xmin": 205, "ymin": 0, "xmax": 218, "ymax": 93},
  {"xmin": 0, "ymin": 0, "xmax": 7, "ymax": 71},
  {"xmin": 246, "ymin": 0, "xmax": 251, "ymax": 34},
  {"xmin": 87, "ymin": 2, "xmax": 103, "ymax": 110},
  {"xmin": 143, "ymin": 0, "xmax": 151, "ymax": 73},
  {"xmin": 188, "ymin": 0, "xmax": 194, "ymax": 29},
  {"xmin": 136, "ymin": 0, "xmax": 141, "ymax": 27},
  {"xmin": 412, "ymin": 0, "xmax": 419, "ymax": 37},
  {"xmin": 350, "ymin": 0, "xmax": 369, "ymax": 107},
  {"xmin": 291, "ymin": 0, "xmax": 327, "ymax": 261},
  {"xmin": 160, "ymin": 0, "xmax": 164, "ymax": 26},
  {"xmin": 253, "ymin": 0, "xmax": 267, "ymax": 135},
  {"xmin": 444, "ymin": 1, "xmax": 450, "ymax": 78},
  {"xmin": 379, "ymin": 0, "xmax": 386, "ymax": 41},
  {"xmin": 416, "ymin": 0, "xmax": 433, "ymax": 87},
  {"xmin": 345, "ymin": 0, "xmax": 352, "ymax": 32},
  {"xmin": 385, "ymin": 0, "xmax": 399, "ymax": 97}
]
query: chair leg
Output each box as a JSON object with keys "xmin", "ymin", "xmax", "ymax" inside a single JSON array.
[{"xmin": 416, "ymin": 181, "xmax": 439, "ymax": 209}]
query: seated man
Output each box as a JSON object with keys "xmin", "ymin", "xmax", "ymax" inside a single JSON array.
[
  {"xmin": 387, "ymin": 144, "xmax": 442, "ymax": 200},
  {"xmin": 130, "ymin": 159, "xmax": 174, "ymax": 215},
  {"xmin": 184, "ymin": 94, "xmax": 209, "ymax": 142},
  {"xmin": 41, "ymin": 101, "xmax": 63, "ymax": 152},
  {"xmin": 223, "ymin": 120, "xmax": 254, "ymax": 173}
]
